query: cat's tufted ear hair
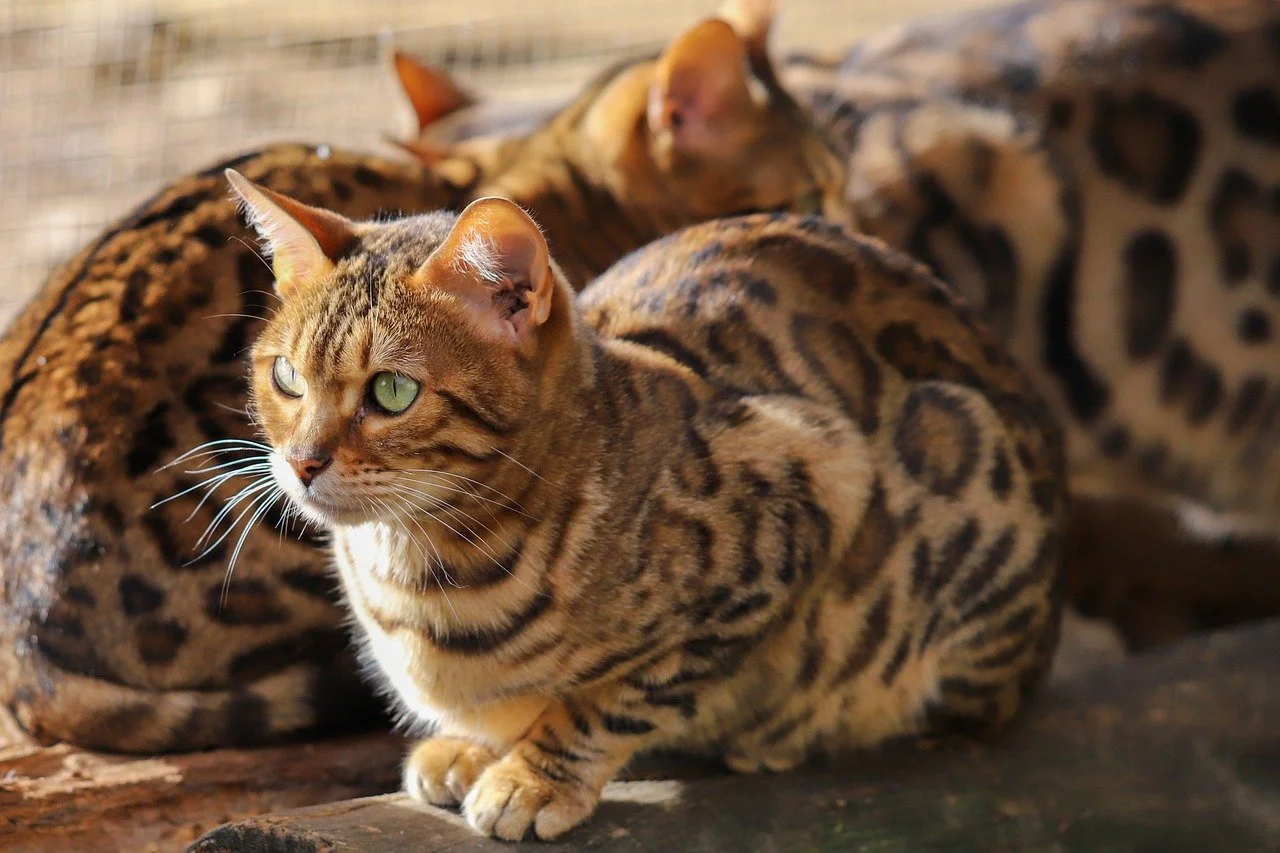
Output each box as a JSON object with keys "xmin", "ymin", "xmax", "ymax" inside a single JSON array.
[
  {"xmin": 417, "ymin": 197, "xmax": 555, "ymax": 349},
  {"xmin": 715, "ymin": 0, "xmax": 776, "ymax": 62},
  {"xmin": 648, "ymin": 17, "xmax": 766, "ymax": 157},
  {"xmin": 390, "ymin": 50, "xmax": 475, "ymax": 134},
  {"xmin": 225, "ymin": 169, "xmax": 358, "ymax": 297}
]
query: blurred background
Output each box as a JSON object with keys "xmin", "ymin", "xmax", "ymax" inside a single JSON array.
[{"xmin": 0, "ymin": 0, "xmax": 998, "ymax": 326}]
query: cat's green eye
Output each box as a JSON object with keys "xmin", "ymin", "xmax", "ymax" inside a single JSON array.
[
  {"xmin": 272, "ymin": 357, "xmax": 306, "ymax": 398},
  {"xmin": 371, "ymin": 372, "xmax": 420, "ymax": 415}
]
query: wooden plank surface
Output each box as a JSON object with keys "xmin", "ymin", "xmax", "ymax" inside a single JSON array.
[
  {"xmin": 0, "ymin": 730, "xmax": 408, "ymax": 852},
  {"xmin": 191, "ymin": 618, "xmax": 1280, "ymax": 852}
]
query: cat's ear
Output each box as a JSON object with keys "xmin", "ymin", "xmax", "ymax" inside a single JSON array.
[
  {"xmin": 419, "ymin": 197, "xmax": 554, "ymax": 348},
  {"xmin": 225, "ymin": 169, "xmax": 358, "ymax": 296},
  {"xmin": 715, "ymin": 0, "xmax": 776, "ymax": 61},
  {"xmin": 391, "ymin": 50, "xmax": 474, "ymax": 133},
  {"xmin": 648, "ymin": 17, "xmax": 763, "ymax": 155}
]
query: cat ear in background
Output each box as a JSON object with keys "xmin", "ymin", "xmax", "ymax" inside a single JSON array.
[
  {"xmin": 648, "ymin": 17, "xmax": 764, "ymax": 156},
  {"xmin": 419, "ymin": 197, "xmax": 554, "ymax": 348},
  {"xmin": 715, "ymin": 0, "xmax": 776, "ymax": 61},
  {"xmin": 224, "ymin": 169, "xmax": 358, "ymax": 297},
  {"xmin": 390, "ymin": 50, "xmax": 475, "ymax": 133}
]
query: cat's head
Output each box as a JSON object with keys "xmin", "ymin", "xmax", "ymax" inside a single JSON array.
[
  {"xmin": 394, "ymin": 2, "xmax": 847, "ymax": 228},
  {"xmin": 227, "ymin": 170, "xmax": 574, "ymax": 528}
]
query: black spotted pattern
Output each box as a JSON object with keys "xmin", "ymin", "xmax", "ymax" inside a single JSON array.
[
  {"xmin": 1122, "ymin": 230, "xmax": 1177, "ymax": 358},
  {"xmin": 894, "ymin": 384, "xmax": 982, "ymax": 497},
  {"xmin": 1091, "ymin": 91, "xmax": 1201, "ymax": 204}
]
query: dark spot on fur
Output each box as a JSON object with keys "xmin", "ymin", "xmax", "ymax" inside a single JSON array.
[
  {"xmin": 1043, "ymin": 238, "xmax": 1109, "ymax": 423},
  {"xmin": 1160, "ymin": 339, "xmax": 1195, "ymax": 405},
  {"xmin": 280, "ymin": 566, "xmax": 338, "ymax": 601},
  {"xmin": 228, "ymin": 628, "xmax": 351, "ymax": 684},
  {"xmin": 895, "ymin": 384, "xmax": 981, "ymax": 497},
  {"xmin": 792, "ymin": 315, "xmax": 882, "ymax": 434},
  {"xmin": 207, "ymin": 579, "xmax": 291, "ymax": 626},
  {"xmin": 352, "ymin": 165, "xmax": 386, "ymax": 188},
  {"xmin": 834, "ymin": 589, "xmax": 891, "ymax": 683},
  {"xmin": 192, "ymin": 224, "xmax": 225, "ymax": 248},
  {"xmin": 1233, "ymin": 88, "xmax": 1280, "ymax": 148},
  {"xmin": 1138, "ymin": 443, "xmax": 1169, "ymax": 477},
  {"xmin": 119, "ymin": 268, "xmax": 149, "ymax": 323},
  {"xmin": 1209, "ymin": 169, "xmax": 1262, "ymax": 285},
  {"xmin": 879, "ymin": 634, "xmax": 913, "ymax": 685},
  {"xmin": 1238, "ymin": 308, "xmax": 1272, "ymax": 344},
  {"xmin": 119, "ymin": 575, "xmax": 166, "ymax": 616},
  {"xmin": 75, "ymin": 360, "xmax": 103, "ymax": 386},
  {"xmin": 1098, "ymin": 425, "xmax": 1131, "ymax": 458},
  {"xmin": 1267, "ymin": 258, "xmax": 1280, "ymax": 297},
  {"xmin": 330, "ymin": 179, "xmax": 354, "ymax": 202},
  {"xmin": 135, "ymin": 618, "xmax": 187, "ymax": 665},
  {"xmin": 989, "ymin": 446, "xmax": 1012, "ymax": 500},
  {"xmin": 125, "ymin": 402, "xmax": 175, "ymax": 478},
  {"xmin": 842, "ymin": 480, "xmax": 897, "ymax": 598},
  {"xmin": 1092, "ymin": 91, "xmax": 1200, "ymax": 204},
  {"xmin": 1228, "ymin": 376, "xmax": 1268, "ymax": 434},
  {"xmin": 1123, "ymin": 229, "xmax": 1177, "ymax": 358},
  {"xmin": 1046, "ymin": 98, "xmax": 1074, "ymax": 132},
  {"xmin": 1187, "ymin": 364, "xmax": 1223, "ymax": 426}
]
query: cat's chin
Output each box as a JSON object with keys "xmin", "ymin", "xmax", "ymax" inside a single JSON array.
[{"xmin": 289, "ymin": 496, "xmax": 380, "ymax": 528}]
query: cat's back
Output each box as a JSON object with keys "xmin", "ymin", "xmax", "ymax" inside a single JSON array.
[
  {"xmin": 580, "ymin": 213, "xmax": 1063, "ymax": 508},
  {"xmin": 583, "ymin": 213, "xmax": 1052, "ymax": 412}
]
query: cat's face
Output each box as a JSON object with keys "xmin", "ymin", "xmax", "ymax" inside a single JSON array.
[
  {"xmin": 394, "ymin": 8, "xmax": 849, "ymax": 224},
  {"xmin": 229, "ymin": 171, "xmax": 570, "ymax": 528}
]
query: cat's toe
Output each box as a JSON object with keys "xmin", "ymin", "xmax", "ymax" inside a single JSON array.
[
  {"xmin": 404, "ymin": 736, "xmax": 498, "ymax": 807},
  {"xmin": 464, "ymin": 756, "xmax": 598, "ymax": 841}
]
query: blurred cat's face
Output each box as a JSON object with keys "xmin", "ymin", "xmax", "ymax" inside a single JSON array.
[{"xmin": 230, "ymin": 173, "xmax": 564, "ymax": 528}]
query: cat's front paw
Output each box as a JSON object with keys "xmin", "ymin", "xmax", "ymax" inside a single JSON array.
[
  {"xmin": 463, "ymin": 751, "xmax": 600, "ymax": 841},
  {"xmin": 404, "ymin": 736, "xmax": 498, "ymax": 807}
]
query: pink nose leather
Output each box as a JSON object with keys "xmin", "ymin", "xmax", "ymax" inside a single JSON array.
[{"xmin": 288, "ymin": 454, "xmax": 332, "ymax": 486}]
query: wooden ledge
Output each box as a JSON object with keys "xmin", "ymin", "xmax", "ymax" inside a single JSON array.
[{"xmin": 191, "ymin": 619, "xmax": 1280, "ymax": 851}]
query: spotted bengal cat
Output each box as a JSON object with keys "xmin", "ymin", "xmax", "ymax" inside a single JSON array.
[
  {"xmin": 781, "ymin": 0, "xmax": 1280, "ymax": 540},
  {"xmin": 228, "ymin": 169, "xmax": 1064, "ymax": 840},
  {"xmin": 0, "ymin": 11, "xmax": 843, "ymax": 751}
]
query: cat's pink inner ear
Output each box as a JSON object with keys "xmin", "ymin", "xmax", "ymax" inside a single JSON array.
[
  {"xmin": 392, "ymin": 51, "xmax": 475, "ymax": 133},
  {"xmin": 649, "ymin": 18, "xmax": 758, "ymax": 154},
  {"xmin": 225, "ymin": 169, "xmax": 358, "ymax": 294},
  {"xmin": 422, "ymin": 197, "xmax": 553, "ymax": 346}
]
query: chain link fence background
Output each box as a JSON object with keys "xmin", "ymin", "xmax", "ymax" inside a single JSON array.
[{"xmin": 0, "ymin": 0, "xmax": 997, "ymax": 326}]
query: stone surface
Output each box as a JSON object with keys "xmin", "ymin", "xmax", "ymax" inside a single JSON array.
[{"xmin": 191, "ymin": 619, "xmax": 1280, "ymax": 851}]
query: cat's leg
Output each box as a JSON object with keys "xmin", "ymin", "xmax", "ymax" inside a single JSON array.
[{"xmin": 462, "ymin": 693, "xmax": 659, "ymax": 841}]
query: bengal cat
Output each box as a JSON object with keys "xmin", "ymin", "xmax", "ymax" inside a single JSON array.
[
  {"xmin": 773, "ymin": 0, "xmax": 1280, "ymax": 638},
  {"xmin": 229, "ymin": 168, "xmax": 1063, "ymax": 840},
  {"xmin": 782, "ymin": 0, "xmax": 1280, "ymax": 533},
  {"xmin": 0, "ymin": 10, "xmax": 844, "ymax": 751}
]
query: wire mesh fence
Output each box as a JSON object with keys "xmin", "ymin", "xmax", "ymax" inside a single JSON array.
[{"xmin": 0, "ymin": 0, "xmax": 998, "ymax": 326}]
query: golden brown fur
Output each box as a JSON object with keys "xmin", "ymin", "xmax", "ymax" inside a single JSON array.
[
  {"xmin": 0, "ymin": 10, "xmax": 847, "ymax": 752},
  {"xmin": 235, "ymin": 174, "xmax": 1064, "ymax": 840}
]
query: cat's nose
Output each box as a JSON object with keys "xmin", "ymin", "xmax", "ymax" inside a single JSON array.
[{"xmin": 288, "ymin": 453, "xmax": 332, "ymax": 487}]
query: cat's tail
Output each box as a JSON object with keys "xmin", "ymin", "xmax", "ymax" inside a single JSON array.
[{"xmin": 4, "ymin": 646, "xmax": 382, "ymax": 753}]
